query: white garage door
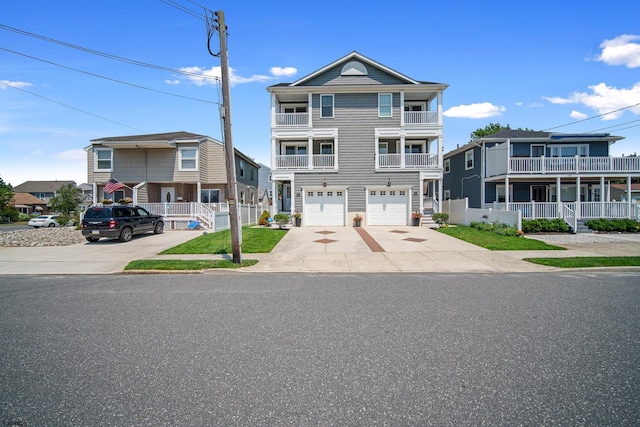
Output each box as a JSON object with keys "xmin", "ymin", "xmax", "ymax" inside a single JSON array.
[
  {"xmin": 367, "ymin": 189, "xmax": 408, "ymax": 225},
  {"xmin": 305, "ymin": 190, "xmax": 345, "ymax": 226}
]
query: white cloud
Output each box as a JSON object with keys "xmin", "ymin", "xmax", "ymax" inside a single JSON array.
[
  {"xmin": 165, "ymin": 79, "xmax": 180, "ymax": 85},
  {"xmin": 570, "ymin": 110, "xmax": 587, "ymax": 119},
  {"xmin": 595, "ymin": 34, "xmax": 640, "ymax": 68},
  {"xmin": 515, "ymin": 102, "xmax": 523, "ymax": 106},
  {"xmin": 55, "ymin": 148, "xmax": 86, "ymax": 161},
  {"xmin": 175, "ymin": 66, "xmax": 272, "ymax": 87},
  {"xmin": 544, "ymin": 82, "xmax": 640, "ymax": 120},
  {"xmin": 529, "ymin": 102, "xmax": 544, "ymax": 108},
  {"xmin": 443, "ymin": 102, "xmax": 506, "ymax": 119},
  {"xmin": 0, "ymin": 80, "xmax": 32, "ymax": 89},
  {"xmin": 270, "ymin": 66, "xmax": 298, "ymax": 77}
]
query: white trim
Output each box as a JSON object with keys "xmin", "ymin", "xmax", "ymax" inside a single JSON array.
[
  {"xmin": 320, "ymin": 94, "xmax": 334, "ymax": 118},
  {"xmin": 94, "ymin": 147, "xmax": 113, "ymax": 172},
  {"xmin": 378, "ymin": 93, "xmax": 392, "ymax": 117},
  {"xmin": 178, "ymin": 146, "xmax": 198, "ymax": 171},
  {"xmin": 465, "ymin": 149, "xmax": 474, "ymax": 170},
  {"xmin": 444, "ymin": 158, "xmax": 451, "ymax": 174}
]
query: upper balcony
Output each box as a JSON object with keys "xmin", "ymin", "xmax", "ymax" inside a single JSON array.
[
  {"xmin": 486, "ymin": 152, "xmax": 640, "ymax": 177},
  {"xmin": 275, "ymin": 112, "xmax": 309, "ymax": 127},
  {"xmin": 403, "ymin": 110, "xmax": 438, "ymax": 126},
  {"xmin": 275, "ymin": 154, "xmax": 336, "ymax": 170},
  {"xmin": 377, "ymin": 153, "xmax": 439, "ymax": 169}
]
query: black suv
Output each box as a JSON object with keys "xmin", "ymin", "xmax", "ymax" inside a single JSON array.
[{"xmin": 81, "ymin": 205, "xmax": 164, "ymax": 242}]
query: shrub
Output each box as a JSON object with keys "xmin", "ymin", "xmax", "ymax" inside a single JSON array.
[
  {"xmin": 471, "ymin": 221, "xmax": 520, "ymax": 237},
  {"xmin": 273, "ymin": 213, "xmax": 289, "ymax": 229},
  {"xmin": 586, "ymin": 218, "xmax": 639, "ymax": 232},
  {"xmin": 432, "ymin": 213, "xmax": 449, "ymax": 226},
  {"xmin": 522, "ymin": 218, "xmax": 569, "ymax": 233},
  {"xmin": 258, "ymin": 210, "xmax": 271, "ymax": 226}
]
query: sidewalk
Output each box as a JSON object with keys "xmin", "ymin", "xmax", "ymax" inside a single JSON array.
[{"xmin": 1, "ymin": 227, "xmax": 638, "ymax": 275}]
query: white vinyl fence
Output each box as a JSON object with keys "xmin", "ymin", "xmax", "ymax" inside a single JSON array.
[{"xmin": 442, "ymin": 198, "xmax": 522, "ymax": 230}]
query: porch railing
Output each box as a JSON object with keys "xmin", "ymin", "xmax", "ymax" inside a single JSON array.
[
  {"xmin": 506, "ymin": 155, "xmax": 640, "ymax": 175},
  {"xmin": 378, "ymin": 153, "xmax": 439, "ymax": 169},
  {"xmin": 275, "ymin": 154, "xmax": 336, "ymax": 170},
  {"xmin": 487, "ymin": 201, "xmax": 639, "ymax": 221},
  {"xmin": 275, "ymin": 112, "xmax": 308, "ymax": 127},
  {"xmin": 562, "ymin": 204, "xmax": 577, "ymax": 231},
  {"xmin": 404, "ymin": 111, "xmax": 438, "ymax": 125},
  {"xmin": 138, "ymin": 202, "xmax": 265, "ymax": 230}
]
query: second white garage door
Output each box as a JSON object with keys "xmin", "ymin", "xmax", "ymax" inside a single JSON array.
[
  {"xmin": 305, "ymin": 190, "xmax": 345, "ymax": 226},
  {"xmin": 367, "ymin": 189, "xmax": 408, "ymax": 225}
]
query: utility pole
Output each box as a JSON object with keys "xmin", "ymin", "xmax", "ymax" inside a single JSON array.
[{"xmin": 213, "ymin": 10, "xmax": 242, "ymax": 264}]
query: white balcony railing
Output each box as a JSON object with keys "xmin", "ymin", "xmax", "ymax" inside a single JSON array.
[
  {"xmin": 404, "ymin": 111, "xmax": 438, "ymax": 125},
  {"xmin": 378, "ymin": 153, "xmax": 439, "ymax": 169},
  {"xmin": 275, "ymin": 154, "xmax": 336, "ymax": 170},
  {"xmin": 487, "ymin": 201, "xmax": 639, "ymax": 220},
  {"xmin": 504, "ymin": 155, "xmax": 640, "ymax": 175},
  {"xmin": 275, "ymin": 112, "xmax": 308, "ymax": 127}
]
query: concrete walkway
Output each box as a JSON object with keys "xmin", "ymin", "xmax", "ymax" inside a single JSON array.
[{"xmin": 1, "ymin": 227, "xmax": 639, "ymax": 275}]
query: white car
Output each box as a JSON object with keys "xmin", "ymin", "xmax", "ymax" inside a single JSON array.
[{"xmin": 28, "ymin": 215, "xmax": 60, "ymax": 228}]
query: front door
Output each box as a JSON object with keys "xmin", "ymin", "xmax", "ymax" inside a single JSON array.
[
  {"xmin": 161, "ymin": 187, "xmax": 175, "ymax": 203},
  {"xmin": 531, "ymin": 185, "xmax": 546, "ymax": 202},
  {"xmin": 281, "ymin": 183, "xmax": 291, "ymax": 212}
]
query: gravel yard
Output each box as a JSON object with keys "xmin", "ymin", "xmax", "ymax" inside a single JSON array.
[
  {"xmin": 525, "ymin": 232, "xmax": 640, "ymax": 244},
  {"xmin": 0, "ymin": 227, "xmax": 86, "ymax": 247}
]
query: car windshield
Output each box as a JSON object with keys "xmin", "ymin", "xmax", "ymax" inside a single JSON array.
[{"xmin": 84, "ymin": 208, "xmax": 112, "ymax": 219}]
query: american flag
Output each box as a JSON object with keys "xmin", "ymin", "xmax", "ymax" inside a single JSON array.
[{"xmin": 103, "ymin": 178, "xmax": 128, "ymax": 194}]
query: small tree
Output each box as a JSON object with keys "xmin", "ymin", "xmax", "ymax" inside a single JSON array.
[
  {"xmin": 50, "ymin": 183, "xmax": 81, "ymax": 215},
  {"xmin": 0, "ymin": 177, "xmax": 15, "ymax": 221}
]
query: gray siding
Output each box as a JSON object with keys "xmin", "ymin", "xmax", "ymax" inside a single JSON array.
[
  {"xmin": 296, "ymin": 92, "xmax": 421, "ymax": 213},
  {"xmin": 444, "ymin": 147, "xmax": 482, "ymax": 208},
  {"xmin": 302, "ymin": 63, "xmax": 408, "ymax": 87}
]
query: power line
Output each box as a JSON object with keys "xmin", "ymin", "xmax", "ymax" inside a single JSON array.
[
  {"xmin": 0, "ymin": 80, "xmax": 146, "ymax": 133},
  {"xmin": 158, "ymin": 0, "xmax": 205, "ymax": 20},
  {"xmin": 0, "ymin": 47, "xmax": 218, "ymax": 104},
  {"xmin": 0, "ymin": 24, "xmax": 218, "ymax": 81},
  {"xmin": 543, "ymin": 102, "xmax": 640, "ymax": 131},
  {"xmin": 586, "ymin": 118, "xmax": 640, "ymax": 133}
]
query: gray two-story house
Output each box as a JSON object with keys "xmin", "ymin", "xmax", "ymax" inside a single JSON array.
[
  {"xmin": 443, "ymin": 129, "xmax": 640, "ymax": 228},
  {"xmin": 267, "ymin": 52, "xmax": 448, "ymax": 226}
]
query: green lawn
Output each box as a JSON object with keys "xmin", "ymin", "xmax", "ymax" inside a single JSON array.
[
  {"xmin": 161, "ymin": 226, "xmax": 287, "ymax": 254},
  {"xmin": 124, "ymin": 259, "xmax": 258, "ymax": 271},
  {"xmin": 524, "ymin": 256, "xmax": 640, "ymax": 268},
  {"xmin": 437, "ymin": 225, "xmax": 566, "ymax": 251}
]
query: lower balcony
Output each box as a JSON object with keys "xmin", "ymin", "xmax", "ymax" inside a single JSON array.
[
  {"xmin": 275, "ymin": 154, "xmax": 336, "ymax": 170},
  {"xmin": 377, "ymin": 153, "xmax": 439, "ymax": 169},
  {"xmin": 487, "ymin": 155, "xmax": 640, "ymax": 176}
]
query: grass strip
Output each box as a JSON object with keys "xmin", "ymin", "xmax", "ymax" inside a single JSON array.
[
  {"xmin": 524, "ymin": 256, "xmax": 640, "ymax": 268},
  {"xmin": 124, "ymin": 259, "xmax": 258, "ymax": 271},
  {"xmin": 437, "ymin": 225, "xmax": 566, "ymax": 251},
  {"xmin": 161, "ymin": 227, "xmax": 287, "ymax": 254}
]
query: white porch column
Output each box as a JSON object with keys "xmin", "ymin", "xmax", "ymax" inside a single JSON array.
[
  {"xmin": 271, "ymin": 180, "xmax": 277, "ymax": 216},
  {"xmin": 556, "ymin": 177, "xmax": 562, "ymax": 218},
  {"xmin": 271, "ymin": 137, "xmax": 277, "ymax": 171},
  {"xmin": 628, "ymin": 176, "xmax": 633, "ymax": 218},
  {"xmin": 92, "ymin": 182, "xmax": 97, "ymax": 206},
  {"xmin": 400, "ymin": 135, "xmax": 406, "ymax": 168},
  {"xmin": 437, "ymin": 91, "xmax": 443, "ymax": 126},
  {"xmin": 505, "ymin": 176, "xmax": 510, "ymax": 207},
  {"xmin": 575, "ymin": 176, "xmax": 581, "ymax": 219},
  {"xmin": 197, "ymin": 181, "xmax": 202, "ymax": 203},
  {"xmin": 600, "ymin": 176, "xmax": 605, "ymax": 217},
  {"xmin": 419, "ymin": 179, "xmax": 424, "ymax": 213},
  {"xmin": 400, "ymin": 91, "xmax": 405, "ymax": 127},
  {"xmin": 438, "ymin": 179, "xmax": 443, "ymax": 213},
  {"xmin": 270, "ymin": 93, "xmax": 276, "ymax": 127},
  {"xmin": 307, "ymin": 92, "xmax": 313, "ymax": 128},
  {"xmin": 308, "ymin": 136, "xmax": 313, "ymax": 170}
]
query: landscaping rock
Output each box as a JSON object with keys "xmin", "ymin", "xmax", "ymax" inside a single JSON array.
[{"xmin": 0, "ymin": 227, "xmax": 85, "ymax": 247}]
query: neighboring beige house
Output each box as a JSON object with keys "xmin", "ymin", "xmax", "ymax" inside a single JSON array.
[
  {"xmin": 12, "ymin": 180, "xmax": 76, "ymax": 208},
  {"xmin": 85, "ymin": 131, "xmax": 260, "ymax": 207},
  {"xmin": 11, "ymin": 192, "xmax": 48, "ymax": 214}
]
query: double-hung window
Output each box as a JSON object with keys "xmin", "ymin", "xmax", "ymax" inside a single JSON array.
[
  {"xmin": 378, "ymin": 93, "xmax": 392, "ymax": 117},
  {"xmin": 179, "ymin": 147, "xmax": 198, "ymax": 171},
  {"xmin": 320, "ymin": 94, "xmax": 334, "ymax": 118},
  {"xmin": 94, "ymin": 148, "xmax": 113, "ymax": 172},
  {"xmin": 465, "ymin": 149, "xmax": 474, "ymax": 170}
]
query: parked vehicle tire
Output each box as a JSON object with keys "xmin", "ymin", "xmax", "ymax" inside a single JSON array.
[
  {"xmin": 119, "ymin": 227, "xmax": 133, "ymax": 242},
  {"xmin": 86, "ymin": 237, "xmax": 99, "ymax": 242},
  {"xmin": 153, "ymin": 221, "xmax": 164, "ymax": 234},
  {"xmin": 48, "ymin": 223, "xmax": 56, "ymax": 228}
]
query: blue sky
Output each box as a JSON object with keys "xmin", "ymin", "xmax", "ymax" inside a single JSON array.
[{"xmin": 2, "ymin": 0, "xmax": 639, "ymax": 186}]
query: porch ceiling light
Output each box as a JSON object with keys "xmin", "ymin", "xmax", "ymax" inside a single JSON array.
[
  {"xmin": 323, "ymin": 179, "xmax": 327, "ymax": 187},
  {"xmin": 387, "ymin": 178, "xmax": 391, "ymax": 187}
]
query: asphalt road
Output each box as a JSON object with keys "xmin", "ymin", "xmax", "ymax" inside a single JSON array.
[{"xmin": 1, "ymin": 272, "xmax": 639, "ymax": 426}]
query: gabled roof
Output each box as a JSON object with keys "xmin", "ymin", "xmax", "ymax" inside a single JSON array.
[
  {"xmin": 13, "ymin": 181, "xmax": 76, "ymax": 193},
  {"xmin": 479, "ymin": 129, "xmax": 623, "ymax": 142},
  {"xmin": 270, "ymin": 51, "xmax": 447, "ymax": 88},
  {"xmin": 11, "ymin": 192, "xmax": 48, "ymax": 205},
  {"xmin": 484, "ymin": 129, "xmax": 550, "ymax": 139},
  {"xmin": 91, "ymin": 131, "xmax": 206, "ymax": 143}
]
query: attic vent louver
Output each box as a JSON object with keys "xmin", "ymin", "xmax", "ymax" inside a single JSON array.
[{"xmin": 341, "ymin": 61, "xmax": 368, "ymax": 76}]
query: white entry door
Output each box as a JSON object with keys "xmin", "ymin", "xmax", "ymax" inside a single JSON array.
[
  {"xmin": 305, "ymin": 189, "xmax": 345, "ymax": 226},
  {"xmin": 161, "ymin": 187, "xmax": 175, "ymax": 203},
  {"xmin": 367, "ymin": 189, "xmax": 408, "ymax": 225}
]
